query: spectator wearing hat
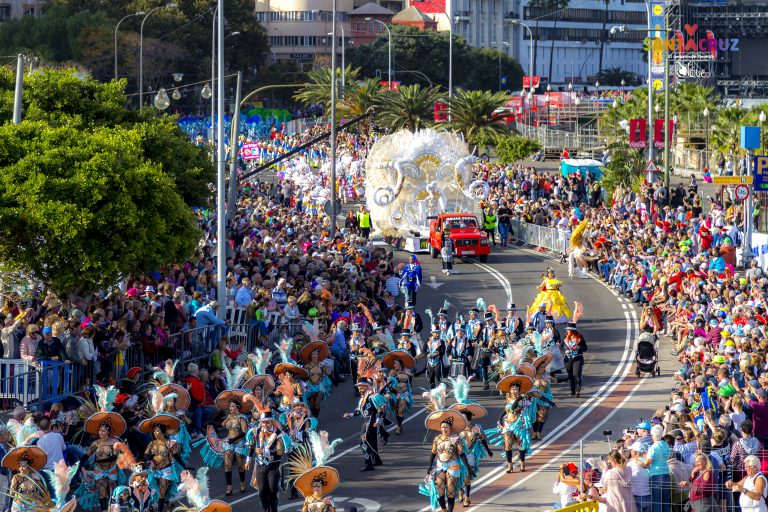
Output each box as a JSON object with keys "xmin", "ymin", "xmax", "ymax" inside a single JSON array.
[
  {"xmin": 19, "ymin": 324, "xmax": 41, "ymax": 364},
  {"xmin": 36, "ymin": 326, "xmax": 68, "ymax": 363}
]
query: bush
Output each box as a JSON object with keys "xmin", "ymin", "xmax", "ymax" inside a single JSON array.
[{"xmin": 495, "ymin": 136, "xmax": 542, "ymax": 164}]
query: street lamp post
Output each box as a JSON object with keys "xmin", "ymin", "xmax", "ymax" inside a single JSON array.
[
  {"xmin": 328, "ymin": 24, "xmax": 346, "ymax": 92},
  {"xmin": 760, "ymin": 111, "xmax": 766, "ymax": 155},
  {"xmin": 115, "ymin": 11, "xmax": 145, "ymax": 80},
  {"xmin": 139, "ymin": 3, "xmax": 177, "ymax": 108},
  {"xmin": 491, "ymin": 41, "xmax": 510, "ymax": 92},
  {"xmin": 329, "ymin": 0, "xmax": 338, "ymax": 235},
  {"xmin": 703, "ymin": 106, "xmax": 709, "ymax": 170},
  {"xmin": 367, "ymin": 18, "xmax": 392, "ymax": 89},
  {"xmin": 215, "ymin": 0, "xmax": 226, "ymax": 316},
  {"xmin": 510, "ymin": 20, "xmax": 533, "ymax": 91},
  {"xmin": 612, "ymin": 98, "xmax": 618, "ymax": 138},
  {"xmin": 413, "ymin": 0, "xmax": 452, "ymax": 119}
]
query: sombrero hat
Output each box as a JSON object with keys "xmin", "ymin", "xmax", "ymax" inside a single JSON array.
[
  {"xmin": 215, "ymin": 389, "xmax": 254, "ymax": 413},
  {"xmin": 274, "ymin": 362, "xmax": 309, "ymax": 380},
  {"xmin": 200, "ymin": 500, "xmax": 232, "ymax": 512},
  {"xmin": 85, "ymin": 411, "xmax": 126, "ymax": 437},
  {"xmin": 497, "ymin": 375, "xmax": 534, "ymax": 394},
  {"xmin": 58, "ymin": 498, "xmax": 77, "ymax": 512},
  {"xmin": 294, "ymin": 466, "xmax": 340, "ymax": 499},
  {"xmin": 157, "ymin": 383, "xmax": 191, "ymax": 412},
  {"xmin": 533, "ymin": 353, "xmax": 554, "ymax": 376},
  {"xmin": 2, "ymin": 446, "xmax": 47, "ymax": 471},
  {"xmin": 382, "ymin": 350, "xmax": 416, "ymax": 369},
  {"xmin": 242, "ymin": 374, "xmax": 276, "ymax": 396},
  {"xmin": 517, "ymin": 362, "xmax": 536, "ymax": 379},
  {"xmin": 425, "ymin": 409, "xmax": 468, "ymax": 434},
  {"xmin": 139, "ymin": 413, "xmax": 181, "ymax": 434},
  {"xmin": 449, "ymin": 401, "xmax": 487, "ymax": 419},
  {"xmin": 298, "ymin": 340, "xmax": 329, "ymax": 363}
]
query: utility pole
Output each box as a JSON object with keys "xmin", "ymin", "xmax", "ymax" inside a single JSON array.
[
  {"xmin": 215, "ymin": 0, "xmax": 226, "ymax": 317},
  {"xmin": 227, "ymin": 71, "xmax": 242, "ymax": 218},
  {"xmin": 329, "ymin": 0, "xmax": 338, "ymax": 236},
  {"xmin": 13, "ymin": 54, "xmax": 24, "ymax": 124}
]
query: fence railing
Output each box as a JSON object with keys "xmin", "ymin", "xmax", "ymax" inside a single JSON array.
[{"xmin": 511, "ymin": 219, "xmax": 569, "ymax": 257}]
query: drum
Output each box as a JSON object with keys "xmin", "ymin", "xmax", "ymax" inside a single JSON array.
[{"xmin": 450, "ymin": 361, "xmax": 466, "ymax": 378}]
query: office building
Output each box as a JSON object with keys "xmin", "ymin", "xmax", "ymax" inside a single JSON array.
[
  {"xmin": 254, "ymin": 0, "xmax": 353, "ymax": 65},
  {"xmin": 0, "ymin": 0, "xmax": 44, "ymax": 23}
]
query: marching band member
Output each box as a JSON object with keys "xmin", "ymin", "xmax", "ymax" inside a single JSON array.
[
  {"xmin": 342, "ymin": 377, "xmax": 388, "ymax": 472},
  {"xmin": 245, "ymin": 408, "xmax": 292, "ymax": 512}
]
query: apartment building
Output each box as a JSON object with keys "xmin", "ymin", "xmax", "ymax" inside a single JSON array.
[{"xmin": 0, "ymin": 0, "xmax": 44, "ymax": 23}]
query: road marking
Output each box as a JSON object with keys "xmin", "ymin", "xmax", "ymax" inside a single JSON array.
[
  {"xmin": 462, "ymin": 291, "xmax": 640, "ymax": 511},
  {"xmin": 471, "ymin": 260, "xmax": 513, "ymax": 304},
  {"xmin": 278, "ymin": 496, "xmax": 381, "ymax": 511},
  {"xmin": 228, "ymin": 409, "xmax": 426, "ymax": 506},
  {"xmin": 426, "ymin": 276, "xmax": 444, "ymax": 289}
]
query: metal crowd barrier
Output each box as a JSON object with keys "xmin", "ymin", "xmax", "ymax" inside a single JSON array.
[{"xmin": 511, "ymin": 219, "xmax": 569, "ymax": 256}]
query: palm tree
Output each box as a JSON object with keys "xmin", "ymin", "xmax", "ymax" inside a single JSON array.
[
  {"xmin": 338, "ymin": 78, "xmax": 386, "ymax": 119},
  {"xmin": 710, "ymin": 105, "xmax": 750, "ymax": 160},
  {"xmin": 293, "ymin": 65, "xmax": 360, "ymax": 110},
  {"xmin": 376, "ymin": 84, "xmax": 440, "ymax": 132},
  {"xmin": 444, "ymin": 89, "xmax": 510, "ymax": 151},
  {"xmin": 669, "ymin": 83, "xmax": 718, "ymax": 134},
  {"xmin": 596, "ymin": 67, "xmax": 637, "ymax": 86}
]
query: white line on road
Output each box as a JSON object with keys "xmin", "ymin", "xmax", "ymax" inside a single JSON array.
[{"xmin": 472, "ymin": 260, "xmax": 513, "ymax": 304}]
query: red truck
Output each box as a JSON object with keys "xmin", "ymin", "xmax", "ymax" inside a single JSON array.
[{"xmin": 428, "ymin": 213, "xmax": 491, "ymax": 263}]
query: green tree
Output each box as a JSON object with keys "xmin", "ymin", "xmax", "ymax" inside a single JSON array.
[
  {"xmin": 596, "ymin": 67, "xmax": 639, "ymax": 86},
  {"xmin": 376, "ymin": 83, "xmax": 440, "ymax": 132},
  {"xmin": 495, "ymin": 136, "xmax": 542, "ymax": 164},
  {"xmin": 600, "ymin": 143, "xmax": 645, "ymax": 196},
  {"xmin": 346, "ymin": 25, "xmax": 523, "ymax": 91},
  {"xmin": 445, "ymin": 89, "xmax": 509, "ymax": 150},
  {"xmin": 0, "ymin": 121, "xmax": 199, "ymax": 301},
  {"xmin": 0, "ymin": 68, "xmax": 214, "ymax": 205},
  {"xmin": 339, "ymin": 78, "xmax": 386, "ymax": 118},
  {"xmin": 293, "ymin": 65, "xmax": 359, "ymax": 110}
]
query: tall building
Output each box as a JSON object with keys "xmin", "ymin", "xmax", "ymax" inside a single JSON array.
[
  {"xmin": 0, "ymin": 0, "xmax": 44, "ymax": 23},
  {"xmin": 255, "ymin": 0, "xmax": 353, "ymax": 65},
  {"xmin": 408, "ymin": 0, "xmax": 648, "ymax": 85}
]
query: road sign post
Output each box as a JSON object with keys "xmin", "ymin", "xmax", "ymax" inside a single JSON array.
[{"xmin": 742, "ymin": 126, "xmax": 761, "ymax": 266}]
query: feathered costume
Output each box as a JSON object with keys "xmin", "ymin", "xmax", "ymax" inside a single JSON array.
[
  {"xmin": 150, "ymin": 361, "xmax": 192, "ymax": 464},
  {"xmin": 9, "ymin": 459, "xmax": 79, "ymax": 512},
  {"xmin": 528, "ymin": 268, "xmax": 572, "ymax": 322},
  {"xmin": 75, "ymin": 385, "xmax": 133, "ymax": 512},
  {"xmin": 568, "ymin": 219, "xmax": 590, "ymax": 279},
  {"xmin": 301, "ymin": 321, "xmax": 333, "ymax": 409},
  {"xmin": 175, "ymin": 468, "xmax": 231, "ymax": 512},
  {"xmin": 419, "ymin": 385, "xmax": 470, "ymax": 512},
  {"xmin": 284, "ymin": 431, "xmax": 342, "ymax": 512}
]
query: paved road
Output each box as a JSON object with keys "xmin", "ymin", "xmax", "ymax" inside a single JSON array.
[{"xmin": 187, "ymin": 241, "xmax": 679, "ymax": 511}]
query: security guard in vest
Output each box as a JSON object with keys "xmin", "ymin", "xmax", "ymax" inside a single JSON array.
[
  {"xmin": 357, "ymin": 205, "xmax": 372, "ymax": 239},
  {"xmin": 482, "ymin": 206, "xmax": 497, "ymax": 246}
]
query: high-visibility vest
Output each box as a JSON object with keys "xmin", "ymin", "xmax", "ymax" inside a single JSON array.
[
  {"xmin": 359, "ymin": 212, "xmax": 371, "ymax": 228},
  {"xmin": 483, "ymin": 213, "xmax": 497, "ymax": 230}
]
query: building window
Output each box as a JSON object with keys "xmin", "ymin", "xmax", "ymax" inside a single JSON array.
[{"xmin": 0, "ymin": 6, "xmax": 10, "ymax": 21}]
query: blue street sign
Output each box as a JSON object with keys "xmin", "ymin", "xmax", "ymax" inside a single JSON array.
[
  {"xmin": 754, "ymin": 156, "xmax": 768, "ymax": 191},
  {"xmin": 501, "ymin": 76, "xmax": 508, "ymax": 86}
]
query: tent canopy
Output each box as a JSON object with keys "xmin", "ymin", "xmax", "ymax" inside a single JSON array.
[{"xmin": 560, "ymin": 158, "xmax": 603, "ymax": 179}]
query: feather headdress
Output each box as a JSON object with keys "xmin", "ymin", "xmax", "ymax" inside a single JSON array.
[
  {"xmin": 246, "ymin": 348, "xmax": 272, "ymax": 377},
  {"xmin": 302, "ymin": 320, "xmax": 321, "ymax": 341},
  {"xmin": 377, "ymin": 327, "xmax": 395, "ymax": 351},
  {"xmin": 277, "ymin": 338, "xmax": 295, "ymax": 364},
  {"xmin": 223, "ymin": 365, "xmax": 248, "ymax": 391},
  {"xmin": 147, "ymin": 390, "xmax": 165, "ymax": 416},
  {"xmin": 151, "ymin": 359, "xmax": 178, "ymax": 386},
  {"xmin": 421, "ymin": 383, "xmax": 447, "ymax": 412},
  {"xmin": 177, "ymin": 467, "xmax": 211, "ymax": 511},
  {"xmin": 356, "ymin": 348, "xmax": 381, "ymax": 380},
  {"xmin": 476, "ymin": 298, "xmax": 487, "ymax": 313},
  {"xmin": 424, "ymin": 308, "xmax": 434, "ymax": 327},
  {"xmin": 6, "ymin": 420, "xmax": 39, "ymax": 447},
  {"xmin": 447, "ymin": 376, "xmax": 471, "ymax": 404},
  {"xmin": 284, "ymin": 443, "xmax": 314, "ymax": 485},
  {"xmin": 95, "ymin": 385, "xmax": 119, "ymax": 413},
  {"xmin": 308, "ymin": 430, "xmax": 342, "ymax": 466},
  {"xmin": 443, "ymin": 300, "xmax": 453, "ymax": 312},
  {"xmin": 573, "ymin": 301, "xmax": 584, "ymax": 323},
  {"xmin": 43, "ymin": 460, "xmax": 79, "ymax": 506},
  {"xmin": 488, "ymin": 304, "xmax": 499, "ymax": 323},
  {"xmin": 275, "ymin": 378, "xmax": 295, "ymax": 404}
]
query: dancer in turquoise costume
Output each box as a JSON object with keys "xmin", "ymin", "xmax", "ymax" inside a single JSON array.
[{"xmin": 484, "ymin": 375, "xmax": 534, "ymax": 474}]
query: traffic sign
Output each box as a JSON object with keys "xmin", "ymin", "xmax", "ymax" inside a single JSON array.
[
  {"xmin": 754, "ymin": 156, "xmax": 768, "ymax": 191},
  {"xmin": 501, "ymin": 76, "xmax": 508, "ymax": 87},
  {"xmin": 645, "ymin": 160, "xmax": 659, "ymax": 173},
  {"xmin": 735, "ymin": 184, "xmax": 750, "ymax": 201},
  {"xmin": 712, "ymin": 176, "xmax": 753, "ymax": 185}
]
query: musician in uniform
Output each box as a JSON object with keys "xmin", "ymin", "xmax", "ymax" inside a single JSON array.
[
  {"xmin": 342, "ymin": 378, "xmax": 388, "ymax": 472},
  {"xmin": 245, "ymin": 411, "xmax": 291, "ymax": 512},
  {"xmin": 423, "ymin": 326, "xmax": 447, "ymax": 387},
  {"xmin": 399, "ymin": 255, "xmax": 422, "ymax": 305},
  {"xmin": 447, "ymin": 323, "xmax": 471, "ymax": 379}
]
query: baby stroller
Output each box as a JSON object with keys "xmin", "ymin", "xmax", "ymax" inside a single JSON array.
[{"xmin": 635, "ymin": 332, "xmax": 660, "ymax": 377}]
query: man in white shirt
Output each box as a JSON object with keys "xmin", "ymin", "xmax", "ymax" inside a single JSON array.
[{"xmin": 36, "ymin": 417, "xmax": 65, "ymax": 472}]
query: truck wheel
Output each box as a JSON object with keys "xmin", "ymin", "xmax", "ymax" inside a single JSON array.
[
  {"xmin": 479, "ymin": 254, "xmax": 488, "ymax": 263},
  {"xmin": 430, "ymin": 245, "xmax": 438, "ymax": 258}
]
